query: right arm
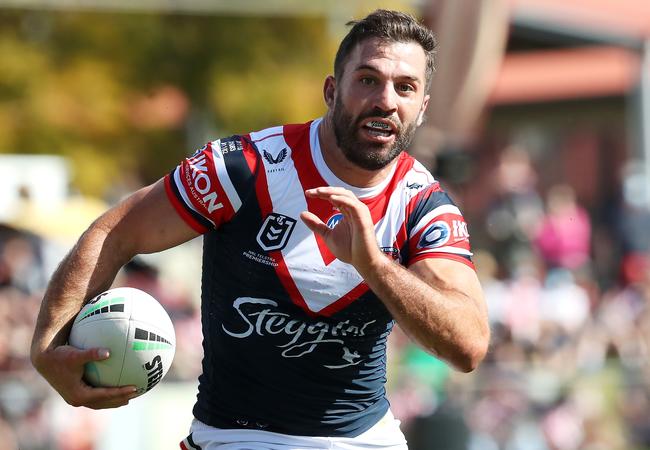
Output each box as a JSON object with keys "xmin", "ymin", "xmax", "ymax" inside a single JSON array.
[{"xmin": 30, "ymin": 179, "xmax": 199, "ymax": 409}]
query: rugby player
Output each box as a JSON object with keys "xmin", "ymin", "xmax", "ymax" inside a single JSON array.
[{"xmin": 31, "ymin": 9, "xmax": 489, "ymax": 449}]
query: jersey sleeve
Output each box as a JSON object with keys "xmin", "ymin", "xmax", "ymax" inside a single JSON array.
[
  {"xmin": 405, "ymin": 183, "xmax": 474, "ymax": 269},
  {"xmin": 164, "ymin": 136, "xmax": 256, "ymax": 234}
]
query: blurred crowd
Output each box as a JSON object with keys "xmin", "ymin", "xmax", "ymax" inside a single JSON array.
[
  {"xmin": 388, "ymin": 144, "xmax": 650, "ymax": 450},
  {"xmin": 0, "ymin": 223, "xmax": 203, "ymax": 450},
  {"xmin": 2, "ymin": 145, "xmax": 650, "ymax": 450}
]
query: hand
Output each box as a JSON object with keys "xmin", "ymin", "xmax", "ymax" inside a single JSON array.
[
  {"xmin": 33, "ymin": 345, "xmax": 138, "ymax": 409},
  {"xmin": 300, "ymin": 187, "xmax": 385, "ymax": 274}
]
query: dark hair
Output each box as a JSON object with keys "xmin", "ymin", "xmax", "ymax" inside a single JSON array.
[{"xmin": 334, "ymin": 9, "xmax": 436, "ymax": 91}]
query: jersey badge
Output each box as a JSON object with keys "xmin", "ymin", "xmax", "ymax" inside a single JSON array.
[{"xmin": 256, "ymin": 213, "xmax": 296, "ymax": 251}]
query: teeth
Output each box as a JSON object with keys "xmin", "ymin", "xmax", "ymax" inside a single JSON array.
[
  {"xmin": 368, "ymin": 129, "xmax": 390, "ymax": 137},
  {"xmin": 367, "ymin": 121, "xmax": 391, "ymax": 130}
]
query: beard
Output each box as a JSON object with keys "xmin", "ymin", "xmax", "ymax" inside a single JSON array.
[{"xmin": 331, "ymin": 94, "xmax": 419, "ymax": 171}]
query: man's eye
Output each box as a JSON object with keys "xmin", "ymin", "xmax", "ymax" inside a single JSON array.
[
  {"xmin": 398, "ymin": 84, "xmax": 415, "ymax": 92},
  {"xmin": 360, "ymin": 77, "xmax": 375, "ymax": 86}
]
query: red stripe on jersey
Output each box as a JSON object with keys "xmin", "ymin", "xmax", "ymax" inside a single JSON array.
[
  {"xmin": 272, "ymin": 250, "xmax": 317, "ymax": 317},
  {"xmin": 241, "ymin": 134, "xmax": 260, "ymax": 175},
  {"xmin": 361, "ymin": 152, "xmax": 415, "ymax": 224},
  {"xmin": 249, "ymin": 128, "xmax": 315, "ymax": 316},
  {"xmin": 285, "ymin": 122, "xmax": 339, "ymax": 266},
  {"xmin": 179, "ymin": 442, "xmax": 189, "ymax": 450},
  {"xmin": 318, "ymin": 282, "xmax": 370, "ymax": 316},
  {"xmin": 409, "ymin": 252, "xmax": 475, "ymax": 270},
  {"xmin": 179, "ymin": 143, "xmax": 236, "ymax": 227},
  {"xmin": 164, "ymin": 174, "xmax": 209, "ymax": 234}
]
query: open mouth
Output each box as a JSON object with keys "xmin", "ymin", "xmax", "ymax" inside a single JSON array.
[{"xmin": 362, "ymin": 120, "xmax": 396, "ymax": 139}]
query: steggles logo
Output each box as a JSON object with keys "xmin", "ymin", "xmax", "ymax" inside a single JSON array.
[{"xmin": 222, "ymin": 297, "xmax": 375, "ymax": 369}]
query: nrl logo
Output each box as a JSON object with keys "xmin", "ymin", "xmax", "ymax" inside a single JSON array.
[
  {"xmin": 263, "ymin": 148, "xmax": 288, "ymax": 165},
  {"xmin": 256, "ymin": 213, "xmax": 296, "ymax": 251}
]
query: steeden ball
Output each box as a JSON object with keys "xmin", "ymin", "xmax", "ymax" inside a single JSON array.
[{"xmin": 69, "ymin": 287, "xmax": 176, "ymax": 396}]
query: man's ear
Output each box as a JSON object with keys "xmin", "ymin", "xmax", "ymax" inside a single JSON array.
[
  {"xmin": 417, "ymin": 94, "xmax": 430, "ymax": 127},
  {"xmin": 323, "ymin": 75, "xmax": 336, "ymax": 108}
]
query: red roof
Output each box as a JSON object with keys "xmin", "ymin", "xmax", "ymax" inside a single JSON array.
[{"xmin": 489, "ymin": 46, "xmax": 641, "ymax": 104}]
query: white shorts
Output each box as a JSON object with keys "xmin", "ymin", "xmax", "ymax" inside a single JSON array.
[{"xmin": 180, "ymin": 410, "xmax": 408, "ymax": 450}]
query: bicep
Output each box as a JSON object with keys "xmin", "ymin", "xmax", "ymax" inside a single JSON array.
[
  {"xmin": 96, "ymin": 179, "xmax": 200, "ymax": 258},
  {"xmin": 409, "ymin": 258, "xmax": 487, "ymax": 317}
]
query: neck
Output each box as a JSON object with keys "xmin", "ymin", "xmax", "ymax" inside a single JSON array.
[{"xmin": 318, "ymin": 114, "xmax": 396, "ymax": 188}]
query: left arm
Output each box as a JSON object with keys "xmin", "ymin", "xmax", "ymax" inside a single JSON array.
[{"xmin": 301, "ymin": 187, "xmax": 489, "ymax": 372}]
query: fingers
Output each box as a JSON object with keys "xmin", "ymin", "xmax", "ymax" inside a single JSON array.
[
  {"xmin": 44, "ymin": 346, "xmax": 139, "ymax": 409},
  {"xmin": 305, "ymin": 188, "xmax": 368, "ymax": 221},
  {"xmin": 78, "ymin": 385, "xmax": 140, "ymax": 410},
  {"xmin": 300, "ymin": 211, "xmax": 330, "ymax": 237},
  {"xmin": 305, "ymin": 187, "xmax": 357, "ymax": 201},
  {"xmin": 73, "ymin": 347, "xmax": 111, "ymax": 365}
]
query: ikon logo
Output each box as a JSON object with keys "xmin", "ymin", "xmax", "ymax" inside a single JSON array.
[{"xmin": 256, "ymin": 213, "xmax": 296, "ymax": 251}]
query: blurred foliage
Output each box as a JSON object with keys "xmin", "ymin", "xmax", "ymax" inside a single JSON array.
[{"xmin": 0, "ymin": 10, "xmax": 334, "ymax": 196}]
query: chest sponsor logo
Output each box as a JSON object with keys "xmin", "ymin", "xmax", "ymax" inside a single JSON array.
[
  {"xmin": 418, "ymin": 221, "xmax": 451, "ymax": 249},
  {"xmin": 256, "ymin": 213, "xmax": 296, "ymax": 251},
  {"xmin": 222, "ymin": 297, "xmax": 376, "ymax": 369}
]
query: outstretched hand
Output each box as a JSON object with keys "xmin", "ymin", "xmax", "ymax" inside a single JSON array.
[
  {"xmin": 33, "ymin": 345, "xmax": 138, "ymax": 409},
  {"xmin": 300, "ymin": 187, "xmax": 385, "ymax": 275}
]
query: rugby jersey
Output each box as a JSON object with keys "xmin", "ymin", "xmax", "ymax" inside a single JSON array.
[{"xmin": 164, "ymin": 118, "xmax": 473, "ymax": 437}]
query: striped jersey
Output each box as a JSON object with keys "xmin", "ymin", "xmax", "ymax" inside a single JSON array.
[{"xmin": 164, "ymin": 118, "xmax": 473, "ymax": 437}]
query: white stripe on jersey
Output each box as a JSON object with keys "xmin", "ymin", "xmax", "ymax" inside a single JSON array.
[
  {"xmin": 250, "ymin": 125, "xmax": 284, "ymax": 143},
  {"xmin": 210, "ymin": 139, "xmax": 243, "ymax": 212},
  {"xmin": 373, "ymin": 178, "xmax": 410, "ymax": 253},
  {"xmin": 172, "ymin": 166, "xmax": 217, "ymax": 228},
  {"xmin": 416, "ymin": 246, "xmax": 473, "ymax": 256},
  {"xmin": 409, "ymin": 203, "xmax": 462, "ymax": 239}
]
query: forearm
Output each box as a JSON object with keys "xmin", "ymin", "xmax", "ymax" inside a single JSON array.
[
  {"xmin": 29, "ymin": 181, "xmax": 197, "ymax": 409},
  {"xmin": 31, "ymin": 222, "xmax": 132, "ymax": 366},
  {"xmin": 301, "ymin": 186, "xmax": 489, "ymax": 371},
  {"xmin": 358, "ymin": 256, "xmax": 489, "ymax": 372}
]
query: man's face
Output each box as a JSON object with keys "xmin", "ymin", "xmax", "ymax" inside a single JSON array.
[{"xmin": 328, "ymin": 38, "xmax": 430, "ymax": 171}]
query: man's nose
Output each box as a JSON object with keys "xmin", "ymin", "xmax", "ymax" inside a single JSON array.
[{"xmin": 373, "ymin": 82, "xmax": 398, "ymax": 113}]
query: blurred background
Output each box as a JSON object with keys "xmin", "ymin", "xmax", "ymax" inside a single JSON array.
[{"xmin": 2, "ymin": 0, "xmax": 650, "ymax": 449}]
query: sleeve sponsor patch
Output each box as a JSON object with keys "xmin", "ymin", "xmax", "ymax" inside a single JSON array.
[
  {"xmin": 417, "ymin": 220, "xmax": 451, "ymax": 249},
  {"xmin": 164, "ymin": 138, "xmax": 248, "ymax": 232},
  {"xmin": 406, "ymin": 193, "xmax": 473, "ymax": 267}
]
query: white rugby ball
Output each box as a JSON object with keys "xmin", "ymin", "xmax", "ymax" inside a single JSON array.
[{"xmin": 69, "ymin": 287, "xmax": 176, "ymax": 396}]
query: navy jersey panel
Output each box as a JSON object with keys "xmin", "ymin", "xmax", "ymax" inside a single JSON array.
[{"xmin": 194, "ymin": 197, "xmax": 393, "ymax": 436}]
